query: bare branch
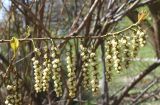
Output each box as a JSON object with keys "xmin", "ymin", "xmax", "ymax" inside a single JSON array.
[
  {"xmin": 132, "ymin": 79, "xmax": 158, "ymax": 105},
  {"xmin": 112, "ymin": 62, "xmax": 160, "ymax": 105}
]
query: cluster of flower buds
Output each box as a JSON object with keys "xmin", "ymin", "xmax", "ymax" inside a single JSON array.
[
  {"xmin": 42, "ymin": 47, "xmax": 51, "ymax": 91},
  {"xmin": 111, "ymin": 37, "xmax": 121, "ymax": 72},
  {"xmin": 119, "ymin": 36, "xmax": 128, "ymax": 70},
  {"xmin": 66, "ymin": 49, "xmax": 76, "ymax": 98},
  {"xmin": 51, "ymin": 44, "xmax": 62, "ymax": 97},
  {"xmin": 105, "ymin": 40, "xmax": 113, "ymax": 81},
  {"xmin": 130, "ymin": 30, "xmax": 140, "ymax": 58},
  {"xmin": 32, "ymin": 48, "xmax": 43, "ymax": 93},
  {"xmin": 5, "ymin": 80, "xmax": 22, "ymax": 105},
  {"xmin": 137, "ymin": 28, "xmax": 146, "ymax": 47},
  {"xmin": 123, "ymin": 28, "xmax": 146, "ymax": 69},
  {"xmin": 80, "ymin": 44, "xmax": 90, "ymax": 90},
  {"xmin": 123, "ymin": 36, "xmax": 131, "ymax": 69},
  {"xmin": 130, "ymin": 28, "xmax": 146, "ymax": 58},
  {"xmin": 89, "ymin": 50, "xmax": 99, "ymax": 95}
]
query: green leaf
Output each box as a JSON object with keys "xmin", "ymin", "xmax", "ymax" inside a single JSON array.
[{"xmin": 10, "ymin": 37, "xmax": 19, "ymax": 57}]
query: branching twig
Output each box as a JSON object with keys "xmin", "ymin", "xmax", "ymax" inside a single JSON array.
[
  {"xmin": 132, "ymin": 79, "xmax": 158, "ymax": 105},
  {"xmin": 134, "ymin": 89, "xmax": 160, "ymax": 104},
  {"xmin": 0, "ymin": 21, "xmax": 140, "ymax": 44},
  {"xmin": 112, "ymin": 62, "xmax": 160, "ymax": 105}
]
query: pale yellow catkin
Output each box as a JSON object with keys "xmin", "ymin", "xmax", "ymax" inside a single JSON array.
[
  {"xmin": 105, "ymin": 40, "xmax": 113, "ymax": 81},
  {"xmin": 51, "ymin": 45, "xmax": 63, "ymax": 97},
  {"xmin": 66, "ymin": 50, "xmax": 76, "ymax": 98},
  {"xmin": 5, "ymin": 80, "xmax": 22, "ymax": 105},
  {"xmin": 90, "ymin": 51, "xmax": 99, "ymax": 95},
  {"xmin": 42, "ymin": 47, "xmax": 51, "ymax": 91},
  {"xmin": 80, "ymin": 44, "xmax": 90, "ymax": 90},
  {"xmin": 32, "ymin": 48, "xmax": 43, "ymax": 93}
]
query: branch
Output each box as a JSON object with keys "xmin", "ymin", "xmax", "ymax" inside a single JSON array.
[
  {"xmin": 132, "ymin": 79, "xmax": 158, "ymax": 105},
  {"xmin": 0, "ymin": 21, "xmax": 140, "ymax": 43},
  {"xmin": 101, "ymin": 42, "xmax": 109, "ymax": 105},
  {"xmin": 11, "ymin": 0, "xmax": 52, "ymax": 38},
  {"xmin": 112, "ymin": 62, "xmax": 160, "ymax": 105},
  {"xmin": 136, "ymin": 0, "xmax": 155, "ymax": 8},
  {"xmin": 102, "ymin": 0, "xmax": 154, "ymax": 25},
  {"xmin": 58, "ymin": 0, "xmax": 100, "ymax": 48},
  {"xmin": 134, "ymin": 88, "xmax": 160, "ymax": 104}
]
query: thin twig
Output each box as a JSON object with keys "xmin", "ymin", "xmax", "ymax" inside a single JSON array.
[
  {"xmin": 132, "ymin": 79, "xmax": 158, "ymax": 105},
  {"xmin": 0, "ymin": 22, "xmax": 139, "ymax": 43},
  {"xmin": 112, "ymin": 62, "xmax": 160, "ymax": 105}
]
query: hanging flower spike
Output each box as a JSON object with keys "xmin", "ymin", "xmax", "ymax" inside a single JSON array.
[
  {"xmin": 105, "ymin": 40, "xmax": 113, "ymax": 81},
  {"xmin": 137, "ymin": 28, "xmax": 146, "ymax": 47},
  {"xmin": 130, "ymin": 30, "xmax": 139, "ymax": 58},
  {"xmin": 51, "ymin": 44, "xmax": 63, "ymax": 97},
  {"xmin": 119, "ymin": 36, "xmax": 128, "ymax": 70},
  {"xmin": 123, "ymin": 36, "xmax": 131, "ymax": 69},
  {"xmin": 130, "ymin": 27, "xmax": 146, "ymax": 59},
  {"xmin": 80, "ymin": 44, "xmax": 90, "ymax": 90},
  {"xmin": 66, "ymin": 49, "xmax": 76, "ymax": 98},
  {"xmin": 32, "ymin": 48, "xmax": 43, "ymax": 93},
  {"xmin": 5, "ymin": 80, "xmax": 22, "ymax": 105},
  {"xmin": 111, "ymin": 37, "xmax": 121, "ymax": 73},
  {"xmin": 42, "ymin": 47, "xmax": 52, "ymax": 91},
  {"xmin": 116, "ymin": 36, "xmax": 125, "ymax": 72},
  {"xmin": 90, "ymin": 50, "xmax": 99, "ymax": 96}
]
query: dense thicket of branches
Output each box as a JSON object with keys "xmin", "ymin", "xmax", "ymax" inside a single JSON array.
[{"xmin": 0, "ymin": 0, "xmax": 160, "ymax": 105}]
